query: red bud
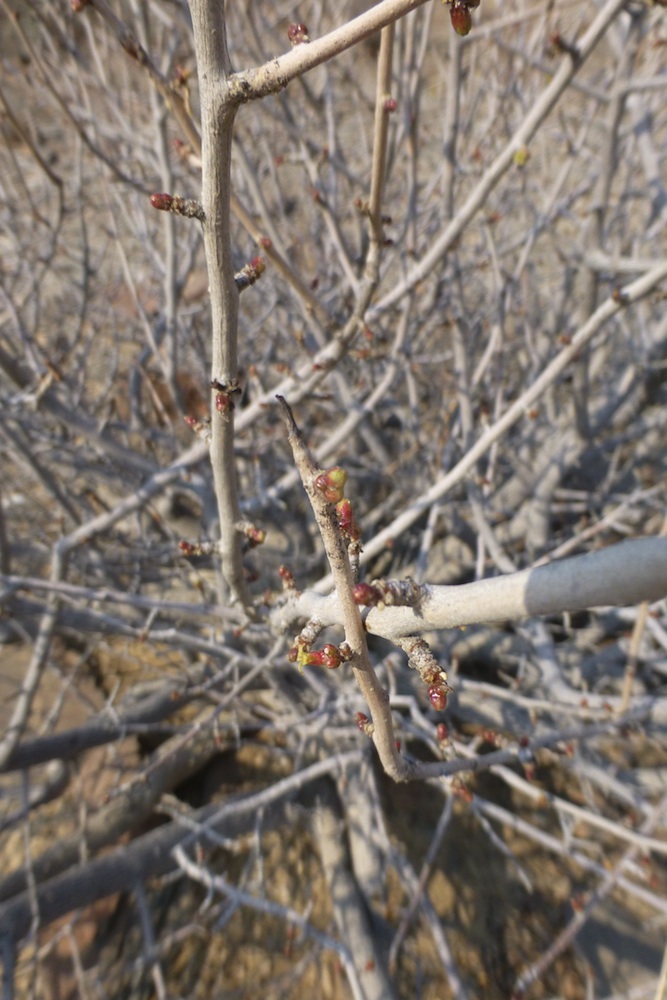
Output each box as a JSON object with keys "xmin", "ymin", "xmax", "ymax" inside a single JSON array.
[
  {"xmin": 150, "ymin": 193, "xmax": 174, "ymax": 211},
  {"xmin": 278, "ymin": 565, "xmax": 296, "ymax": 589},
  {"xmin": 450, "ymin": 2, "xmax": 472, "ymax": 36},
  {"xmin": 313, "ymin": 466, "xmax": 347, "ymax": 503},
  {"xmin": 287, "ymin": 23, "xmax": 310, "ymax": 45},
  {"xmin": 352, "ymin": 583, "xmax": 382, "ymax": 607},
  {"xmin": 301, "ymin": 644, "xmax": 342, "ymax": 669},
  {"xmin": 245, "ymin": 526, "xmax": 266, "ymax": 548},
  {"xmin": 428, "ymin": 685, "xmax": 448, "ymax": 711},
  {"xmin": 336, "ymin": 498, "xmax": 361, "ymax": 541}
]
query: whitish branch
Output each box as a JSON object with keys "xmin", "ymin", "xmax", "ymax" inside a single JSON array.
[
  {"xmin": 228, "ymin": 0, "xmax": 429, "ymax": 101},
  {"xmin": 272, "ymin": 537, "xmax": 667, "ymax": 642},
  {"xmin": 189, "ymin": 0, "xmax": 250, "ymax": 609}
]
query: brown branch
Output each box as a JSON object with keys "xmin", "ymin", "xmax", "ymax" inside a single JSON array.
[
  {"xmin": 0, "ymin": 715, "xmax": 226, "ymax": 902},
  {"xmin": 276, "ymin": 396, "xmax": 411, "ymax": 780},
  {"xmin": 0, "ymin": 752, "xmax": 362, "ymax": 946}
]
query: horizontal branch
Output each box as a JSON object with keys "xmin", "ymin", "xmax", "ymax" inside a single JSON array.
[
  {"xmin": 0, "ymin": 678, "xmax": 195, "ymax": 773},
  {"xmin": 0, "ymin": 574, "xmax": 228, "ymax": 622},
  {"xmin": 273, "ymin": 537, "xmax": 667, "ymax": 641}
]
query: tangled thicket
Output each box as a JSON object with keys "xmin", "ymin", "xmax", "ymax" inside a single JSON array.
[{"xmin": 0, "ymin": 1, "xmax": 666, "ymax": 998}]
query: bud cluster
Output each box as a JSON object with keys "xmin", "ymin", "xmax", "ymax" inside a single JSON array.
[
  {"xmin": 404, "ymin": 638, "xmax": 451, "ymax": 713},
  {"xmin": 452, "ymin": 778, "xmax": 473, "ymax": 803},
  {"xmin": 288, "ymin": 639, "xmax": 352, "ymax": 673},
  {"xmin": 215, "ymin": 392, "xmax": 233, "ymax": 414},
  {"xmin": 149, "ymin": 193, "xmax": 205, "ymax": 221},
  {"xmin": 353, "ymin": 576, "xmax": 423, "ymax": 611},
  {"xmin": 313, "ymin": 466, "xmax": 347, "ymax": 504},
  {"xmin": 235, "ymin": 256, "xmax": 266, "ymax": 291},
  {"xmin": 278, "ymin": 565, "xmax": 296, "ymax": 590},
  {"xmin": 239, "ymin": 523, "xmax": 266, "ymax": 550},
  {"xmin": 210, "ymin": 378, "xmax": 241, "ymax": 416},
  {"xmin": 179, "ymin": 539, "xmax": 218, "ymax": 557},
  {"xmin": 287, "ymin": 23, "xmax": 310, "ymax": 45},
  {"xmin": 298, "ymin": 643, "xmax": 343, "ymax": 670},
  {"xmin": 352, "ymin": 582, "xmax": 382, "ymax": 607},
  {"xmin": 355, "ymin": 712, "xmax": 375, "ymax": 737}
]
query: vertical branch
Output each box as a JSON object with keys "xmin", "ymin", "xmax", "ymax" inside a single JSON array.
[
  {"xmin": 0, "ymin": 486, "xmax": 10, "ymax": 575},
  {"xmin": 188, "ymin": 0, "xmax": 250, "ymax": 609},
  {"xmin": 572, "ymin": 11, "xmax": 640, "ymax": 439},
  {"xmin": 441, "ymin": 26, "xmax": 463, "ymax": 218},
  {"xmin": 144, "ymin": 52, "xmax": 179, "ymax": 398},
  {"xmin": 367, "ymin": 24, "xmax": 396, "ymax": 276}
]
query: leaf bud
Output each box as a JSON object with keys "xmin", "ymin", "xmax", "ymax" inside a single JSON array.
[
  {"xmin": 355, "ymin": 712, "xmax": 374, "ymax": 737},
  {"xmin": 150, "ymin": 193, "xmax": 174, "ymax": 211},
  {"xmin": 336, "ymin": 498, "xmax": 361, "ymax": 541},
  {"xmin": 313, "ymin": 466, "xmax": 347, "ymax": 503},
  {"xmin": 352, "ymin": 583, "xmax": 382, "ymax": 607},
  {"xmin": 449, "ymin": 2, "xmax": 472, "ymax": 35},
  {"xmin": 287, "ymin": 23, "xmax": 310, "ymax": 45},
  {"xmin": 278, "ymin": 565, "xmax": 296, "ymax": 590},
  {"xmin": 245, "ymin": 526, "xmax": 266, "ymax": 549},
  {"xmin": 428, "ymin": 685, "xmax": 448, "ymax": 711},
  {"xmin": 299, "ymin": 643, "xmax": 342, "ymax": 670}
]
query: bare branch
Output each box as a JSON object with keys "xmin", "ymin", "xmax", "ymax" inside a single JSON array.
[{"xmin": 275, "ymin": 537, "xmax": 667, "ymax": 641}]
